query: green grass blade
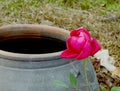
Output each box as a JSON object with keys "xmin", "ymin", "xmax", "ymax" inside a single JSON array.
[
  {"xmin": 100, "ymin": 85, "xmax": 107, "ymax": 91},
  {"xmin": 53, "ymin": 80, "xmax": 69, "ymax": 89},
  {"xmin": 69, "ymin": 72, "xmax": 77, "ymax": 87},
  {"xmin": 111, "ymin": 86, "xmax": 120, "ymax": 91}
]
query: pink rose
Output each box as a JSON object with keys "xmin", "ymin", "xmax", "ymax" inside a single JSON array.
[{"xmin": 61, "ymin": 27, "xmax": 101, "ymax": 60}]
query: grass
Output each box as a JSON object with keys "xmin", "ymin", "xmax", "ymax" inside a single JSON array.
[{"xmin": 0, "ymin": 0, "xmax": 120, "ymax": 90}]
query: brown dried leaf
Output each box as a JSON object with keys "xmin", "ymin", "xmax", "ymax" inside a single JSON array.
[{"xmin": 112, "ymin": 67, "xmax": 120, "ymax": 80}]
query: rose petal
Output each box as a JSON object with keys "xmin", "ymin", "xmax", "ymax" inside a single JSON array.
[
  {"xmin": 70, "ymin": 30, "xmax": 79, "ymax": 36},
  {"xmin": 60, "ymin": 49, "xmax": 78, "ymax": 59},
  {"xmin": 90, "ymin": 38, "xmax": 102, "ymax": 56},
  {"xmin": 79, "ymin": 32, "xmax": 91, "ymax": 41},
  {"xmin": 77, "ymin": 27, "xmax": 91, "ymax": 38},
  {"xmin": 70, "ymin": 27, "xmax": 91, "ymax": 38},
  {"xmin": 76, "ymin": 40, "xmax": 91, "ymax": 60},
  {"xmin": 67, "ymin": 36, "xmax": 85, "ymax": 53}
]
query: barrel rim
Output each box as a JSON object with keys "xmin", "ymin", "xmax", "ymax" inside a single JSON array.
[{"xmin": 0, "ymin": 24, "xmax": 69, "ymax": 61}]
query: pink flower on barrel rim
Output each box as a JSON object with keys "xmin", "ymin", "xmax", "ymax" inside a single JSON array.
[{"xmin": 60, "ymin": 27, "xmax": 101, "ymax": 60}]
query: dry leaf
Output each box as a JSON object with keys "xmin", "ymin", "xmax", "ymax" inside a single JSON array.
[
  {"xmin": 112, "ymin": 67, "xmax": 120, "ymax": 80},
  {"xmin": 94, "ymin": 50, "xmax": 116, "ymax": 71},
  {"xmin": 40, "ymin": 20, "xmax": 54, "ymax": 26}
]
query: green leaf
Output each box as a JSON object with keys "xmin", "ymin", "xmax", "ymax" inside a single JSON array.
[
  {"xmin": 111, "ymin": 86, "xmax": 120, "ymax": 91},
  {"xmin": 100, "ymin": 85, "xmax": 107, "ymax": 91},
  {"xmin": 69, "ymin": 72, "xmax": 77, "ymax": 87},
  {"xmin": 53, "ymin": 80, "xmax": 69, "ymax": 89}
]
